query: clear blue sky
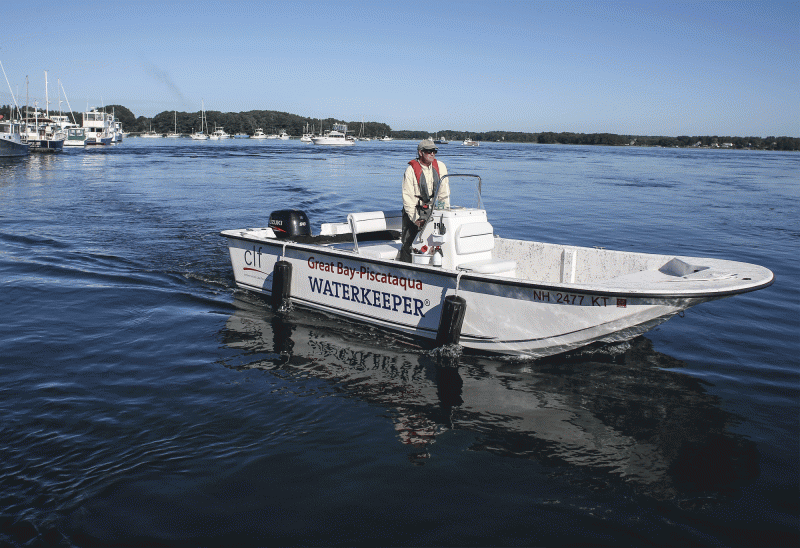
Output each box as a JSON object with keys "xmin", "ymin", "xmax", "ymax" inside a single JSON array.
[{"xmin": 2, "ymin": 0, "xmax": 797, "ymax": 137}]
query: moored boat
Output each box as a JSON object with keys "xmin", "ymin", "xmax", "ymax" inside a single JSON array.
[
  {"xmin": 113, "ymin": 119, "xmax": 124, "ymax": 142},
  {"xmin": 190, "ymin": 101, "xmax": 209, "ymax": 140},
  {"xmin": 0, "ymin": 120, "xmax": 29, "ymax": 157},
  {"xmin": 300, "ymin": 123, "xmax": 313, "ymax": 142},
  {"xmin": 21, "ymin": 115, "xmax": 64, "ymax": 152},
  {"xmin": 64, "ymin": 127, "xmax": 86, "ymax": 147},
  {"xmin": 251, "ymin": 128, "xmax": 268, "ymax": 139},
  {"xmin": 140, "ymin": 128, "xmax": 162, "ymax": 138},
  {"xmin": 209, "ymin": 125, "xmax": 231, "ymax": 140},
  {"xmin": 221, "ymin": 174, "xmax": 774, "ymax": 359},
  {"xmin": 51, "ymin": 115, "xmax": 85, "ymax": 147},
  {"xmin": 165, "ymin": 111, "xmax": 181, "ymax": 138},
  {"xmin": 83, "ymin": 109, "xmax": 115, "ymax": 145},
  {"xmin": 312, "ymin": 124, "xmax": 353, "ymax": 146},
  {"xmin": 463, "ymin": 137, "xmax": 479, "ymax": 146}
]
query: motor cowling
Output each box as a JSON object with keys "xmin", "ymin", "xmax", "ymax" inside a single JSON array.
[{"xmin": 269, "ymin": 210, "xmax": 311, "ymax": 239}]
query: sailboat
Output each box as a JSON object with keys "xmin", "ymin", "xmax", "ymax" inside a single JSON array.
[
  {"xmin": 140, "ymin": 122, "xmax": 162, "ymax": 138},
  {"xmin": 190, "ymin": 101, "xmax": 209, "ymax": 140},
  {"xmin": 165, "ymin": 111, "xmax": 181, "ymax": 138},
  {"xmin": 357, "ymin": 119, "xmax": 370, "ymax": 141},
  {"xmin": 300, "ymin": 122, "xmax": 313, "ymax": 142}
]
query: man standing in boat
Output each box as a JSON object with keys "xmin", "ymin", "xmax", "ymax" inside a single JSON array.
[{"xmin": 400, "ymin": 139, "xmax": 450, "ymax": 262}]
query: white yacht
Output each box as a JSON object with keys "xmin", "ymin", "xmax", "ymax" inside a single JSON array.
[
  {"xmin": 251, "ymin": 128, "xmax": 268, "ymax": 139},
  {"xmin": 83, "ymin": 110, "xmax": 115, "ymax": 144},
  {"xmin": 312, "ymin": 124, "xmax": 354, "ymax": 146},
  {"xmin": 312, "ymin": 130, "xmax": 354, "ymax": 146},
  {"xmin": 113, "ymin": 120, "xmax": 124, "ymax": 142},
  {"xmin": 209, "ymin": 125, "xmax": 231, "ymax": 140}
]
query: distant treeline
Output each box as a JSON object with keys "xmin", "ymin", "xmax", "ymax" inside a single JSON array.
[
  {"xmin": 393, "ymin": 130, "xmax": 800, "ymax": 151},
  {"xmin": 2, "ymin": 104, "xmax": 797, "ymax": 151}
]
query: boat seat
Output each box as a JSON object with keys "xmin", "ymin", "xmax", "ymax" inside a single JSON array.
[
  {"xmin": 457, "ymin": 259, "xmax": 517, "ymax": 277},
  {"xmin": 452, "ymin": 221, "xmax": 516, "ymax": 276},
  {"xmin": 347, "ymin": 211, "xmax": 402, "ymax": 234},
  {"xmin": 358, "ymin": 242, "xmax": 401, "ymax": 260}
]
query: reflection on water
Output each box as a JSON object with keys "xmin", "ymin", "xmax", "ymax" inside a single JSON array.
[{"xmin": 221, "ymin": 294, "xmax": 759, "ymax": 505}]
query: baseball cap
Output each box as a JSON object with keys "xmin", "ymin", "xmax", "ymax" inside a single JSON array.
[{"xmin": 417, "ymin": 139, "xmax": 438, "ymax": 152}]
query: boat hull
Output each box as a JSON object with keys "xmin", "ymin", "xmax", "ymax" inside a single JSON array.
[
  {"xmin": 221, "ymin": 233, "xmax": 723, "ymax": 358},
  {"xmin": 27, "ymin": 139, "xmax": 64, "ymax": 152},
  {"xmin": 0, "ymin": 138, "xmax": 30, "ymax": 157},
  {"xmin": 85, "ymin": 136, "xmax": 113, "ymax": 145},
  {"xmin": 311, "ymin": 138, "xmax": 354, "ymax": 146}
]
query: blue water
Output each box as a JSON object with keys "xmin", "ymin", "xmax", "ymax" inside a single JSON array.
[{"xmin": 1, "ymin": 140, "xmax": 797, "ymax": 546}]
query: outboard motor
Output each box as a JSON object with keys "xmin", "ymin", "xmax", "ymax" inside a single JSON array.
[{"xmin": 269, "ymin": 210, "xmax": 311, "ymax": 239}]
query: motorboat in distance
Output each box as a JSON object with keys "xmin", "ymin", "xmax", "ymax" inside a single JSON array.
[{"xmin": 311, "ymin": 129, "xmax": 353, "ymax": 146}]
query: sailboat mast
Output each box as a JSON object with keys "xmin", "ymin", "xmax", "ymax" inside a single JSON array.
[
  {"xmin": 44, "ymin": 70, "xmax": 49, "ymax": 118},
  {"xmin": 59, "ymin": 79, "xmax": 77, "ymax": 125}
]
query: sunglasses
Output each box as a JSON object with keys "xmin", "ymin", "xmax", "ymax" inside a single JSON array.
[{"xmin": 423, "ymin": 149, "xmax": 437, "ymax": 154}]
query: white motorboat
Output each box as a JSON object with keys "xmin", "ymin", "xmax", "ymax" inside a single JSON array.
[
  {"xmin": 112, "ymin": 120, "xmax": 123, "ymax": 142},
  {"xmin": 0, "ymin": 120, "xmax": 29, "ymax": 157},
  {"xmin": 82, "ymin": 109, "xmax": 115, "ymax": 144},
  {"xmin": 63, "ymin": 127, "xmax": 86, "ymax": 147},
  {"xmin": 50, "ymin": 115, "xmax": 85, "ymax": 147},
  {"xmin": 312, "ymin": 125, "xmax": 354, "ymax": 146},
  {"xmin": 221, "ymin": 174, "xmax": 774, "ymax": 359},
  {"xmin": 463, "ymin": 137, "xmax": 479, "ymax": 146},
  {"xmin": 251, "ymin": 128, "xmax": 268, "ymax": 139},
  {"xmin": 380, "ymin": 135, "xmax": 393, "ymax": 141},
  {"xmin": 278, "ymin": 130, "xmax": 290, "ymax": 140},
  {"xmin": 209, "ymin": 125, "xmax": 231, "ymax": 140}
]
